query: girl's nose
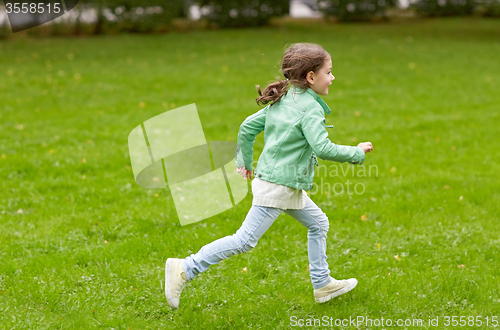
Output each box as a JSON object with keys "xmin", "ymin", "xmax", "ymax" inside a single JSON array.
[{"xmin": 331, "ymin": 75, "xmax": 335, "ymax": 81}]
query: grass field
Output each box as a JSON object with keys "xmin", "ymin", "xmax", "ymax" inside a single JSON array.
[{"xmin": 1, "ymin": 17, "xmax": 500, "ymax": 329}]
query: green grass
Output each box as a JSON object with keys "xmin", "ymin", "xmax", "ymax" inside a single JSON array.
[{"xmin": 1, "ymin": 17, "xmax": 500, "ymax": 329}]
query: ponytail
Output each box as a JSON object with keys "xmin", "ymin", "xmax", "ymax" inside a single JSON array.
[{"xmin": 255, "ymin": 78, "xmax": 289, "ymax": 106}]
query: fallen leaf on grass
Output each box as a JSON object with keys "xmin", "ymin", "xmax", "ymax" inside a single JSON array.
[
  {"xmin": 394, "ymin": 255, "xmax": 401, "ymax": 261},
  {"xmin": 444, "ymin": 185, "xmax": 451, "ymax": 189},
  {"xmin": 390, "ymin": 166, "xmax": 397, "ymax": 173},
  {"xmin": 361, "ymin": 215, "xmax": 368, "ymax": 221},
  {"xmin": 459, "ymin": 196, "xmax": 463, "ymax": 201},
  {"xmin": 375, "ymin": 243, "xmax": 381, "ymax": 251},
  {"xmin": 242, "ymin": 267, "xmax": 247, "ymax": 273},
  {"xmin": 458, "ymin": 265, "xmax": 466, "ymax": 269}
]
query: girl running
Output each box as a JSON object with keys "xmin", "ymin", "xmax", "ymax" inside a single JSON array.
[{"xmin": 165, "ymin": 42, "xmax": 373, "ymax": 309}]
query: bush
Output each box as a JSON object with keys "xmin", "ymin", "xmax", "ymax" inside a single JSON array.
[
  {"xmin": 479, "ymin": 0, "xmax": 500, "ymax": 16},
  {"xmin": 317, "ymin": 0, "xmax": 397, "ymax": 22},
  {"xmin": 410, "ymin": 0, "xmax": 476, "ymax": 16},
  {"xmin": 0, "ymin": 23, "xmax": 11, "ymax": 40},
  {"xmin": 79, "ymin": 0, "xmax": 186, "ymax": 34},
  {"xmin": 1, "ymin": 0, "xmax": 291, "ymax": 37},
  {"xmin": 195, "ymin": 0, "xmax": 290, "ymax": 28}
]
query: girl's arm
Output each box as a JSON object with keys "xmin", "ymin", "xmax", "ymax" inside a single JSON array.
[
  {"xmin": 235, "ymin": 105, "xmax": 269, "ymax": 170},
  {"xmin": 301, "ymin": 104, "xmax": 366, "ymax": 165}
]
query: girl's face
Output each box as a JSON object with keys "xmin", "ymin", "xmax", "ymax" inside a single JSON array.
[{"xmin": 306, "ymin": 58, "xmax": 335, "ymax": 95}]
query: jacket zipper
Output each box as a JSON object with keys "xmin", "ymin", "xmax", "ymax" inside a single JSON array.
[{"xmin": 304, "ymin": 154, "xmax": 314, "ymax": 175}]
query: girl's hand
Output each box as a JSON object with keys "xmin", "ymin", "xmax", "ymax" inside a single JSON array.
[
  {"xmin": 236, "ymin": 168, "xmax": 254, "ymax": 181},
  {"xmin": 357, "ymin": 142, "xmax": 374, "ymax": 153}
]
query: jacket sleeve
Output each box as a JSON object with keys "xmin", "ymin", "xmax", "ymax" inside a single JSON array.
[
  {"xmin": 235, "ymin": 106, "xmax": 269, "ymax": 170},
  {"xmin": 301, "ymin": 103, "xmax": 365, "ymax": 165}
]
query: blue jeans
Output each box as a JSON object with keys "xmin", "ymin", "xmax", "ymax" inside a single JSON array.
[{"xmin": 181, "ymin": 194, "xmax": 331, "ymax": 289}]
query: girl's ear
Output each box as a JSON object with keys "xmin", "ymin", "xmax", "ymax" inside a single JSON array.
[{"xmin": 306, "ymin": 71, "xmax": 315, "ymax": 85}]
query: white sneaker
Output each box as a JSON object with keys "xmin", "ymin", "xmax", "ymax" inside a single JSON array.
[
  {"xmin": 314, "ymin": 277, "xmax": 358, "ymax": 303},
  {"xmin": 165, "ymin": 258, "xmax": 188, "ymax": 309}
]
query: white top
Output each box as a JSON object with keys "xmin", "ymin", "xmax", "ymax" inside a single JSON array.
[{"xmin": 251, "ymin": 177, "xmax": 307, "ymax": 210}]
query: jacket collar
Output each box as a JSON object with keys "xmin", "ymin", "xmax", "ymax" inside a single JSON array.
[{"xmin": 289, "ymin": 85, "xmax": 331, "ymax": 115}]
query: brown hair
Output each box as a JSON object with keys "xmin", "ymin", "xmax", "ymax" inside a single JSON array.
[{"xmin": 256, "ymin": 43, "xmax": 330, "ymax": 106}]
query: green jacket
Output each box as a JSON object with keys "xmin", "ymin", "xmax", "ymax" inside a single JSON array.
[{"xmin": 235, "ymin": 86, "xmax": 365, "ymax": 191}]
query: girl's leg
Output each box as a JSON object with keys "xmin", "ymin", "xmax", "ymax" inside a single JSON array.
[
  {"xmin": 182, "ymin": 205, "xmax": 283, "ymax": 281},
  {"xmin": 283, "ymin": 194, "xmax": 331, "ymax": 289}
]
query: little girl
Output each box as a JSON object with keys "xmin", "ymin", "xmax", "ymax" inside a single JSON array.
[{"xmin": 165, "ymin": 43, "xmax": 373, "ymax": 309}]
